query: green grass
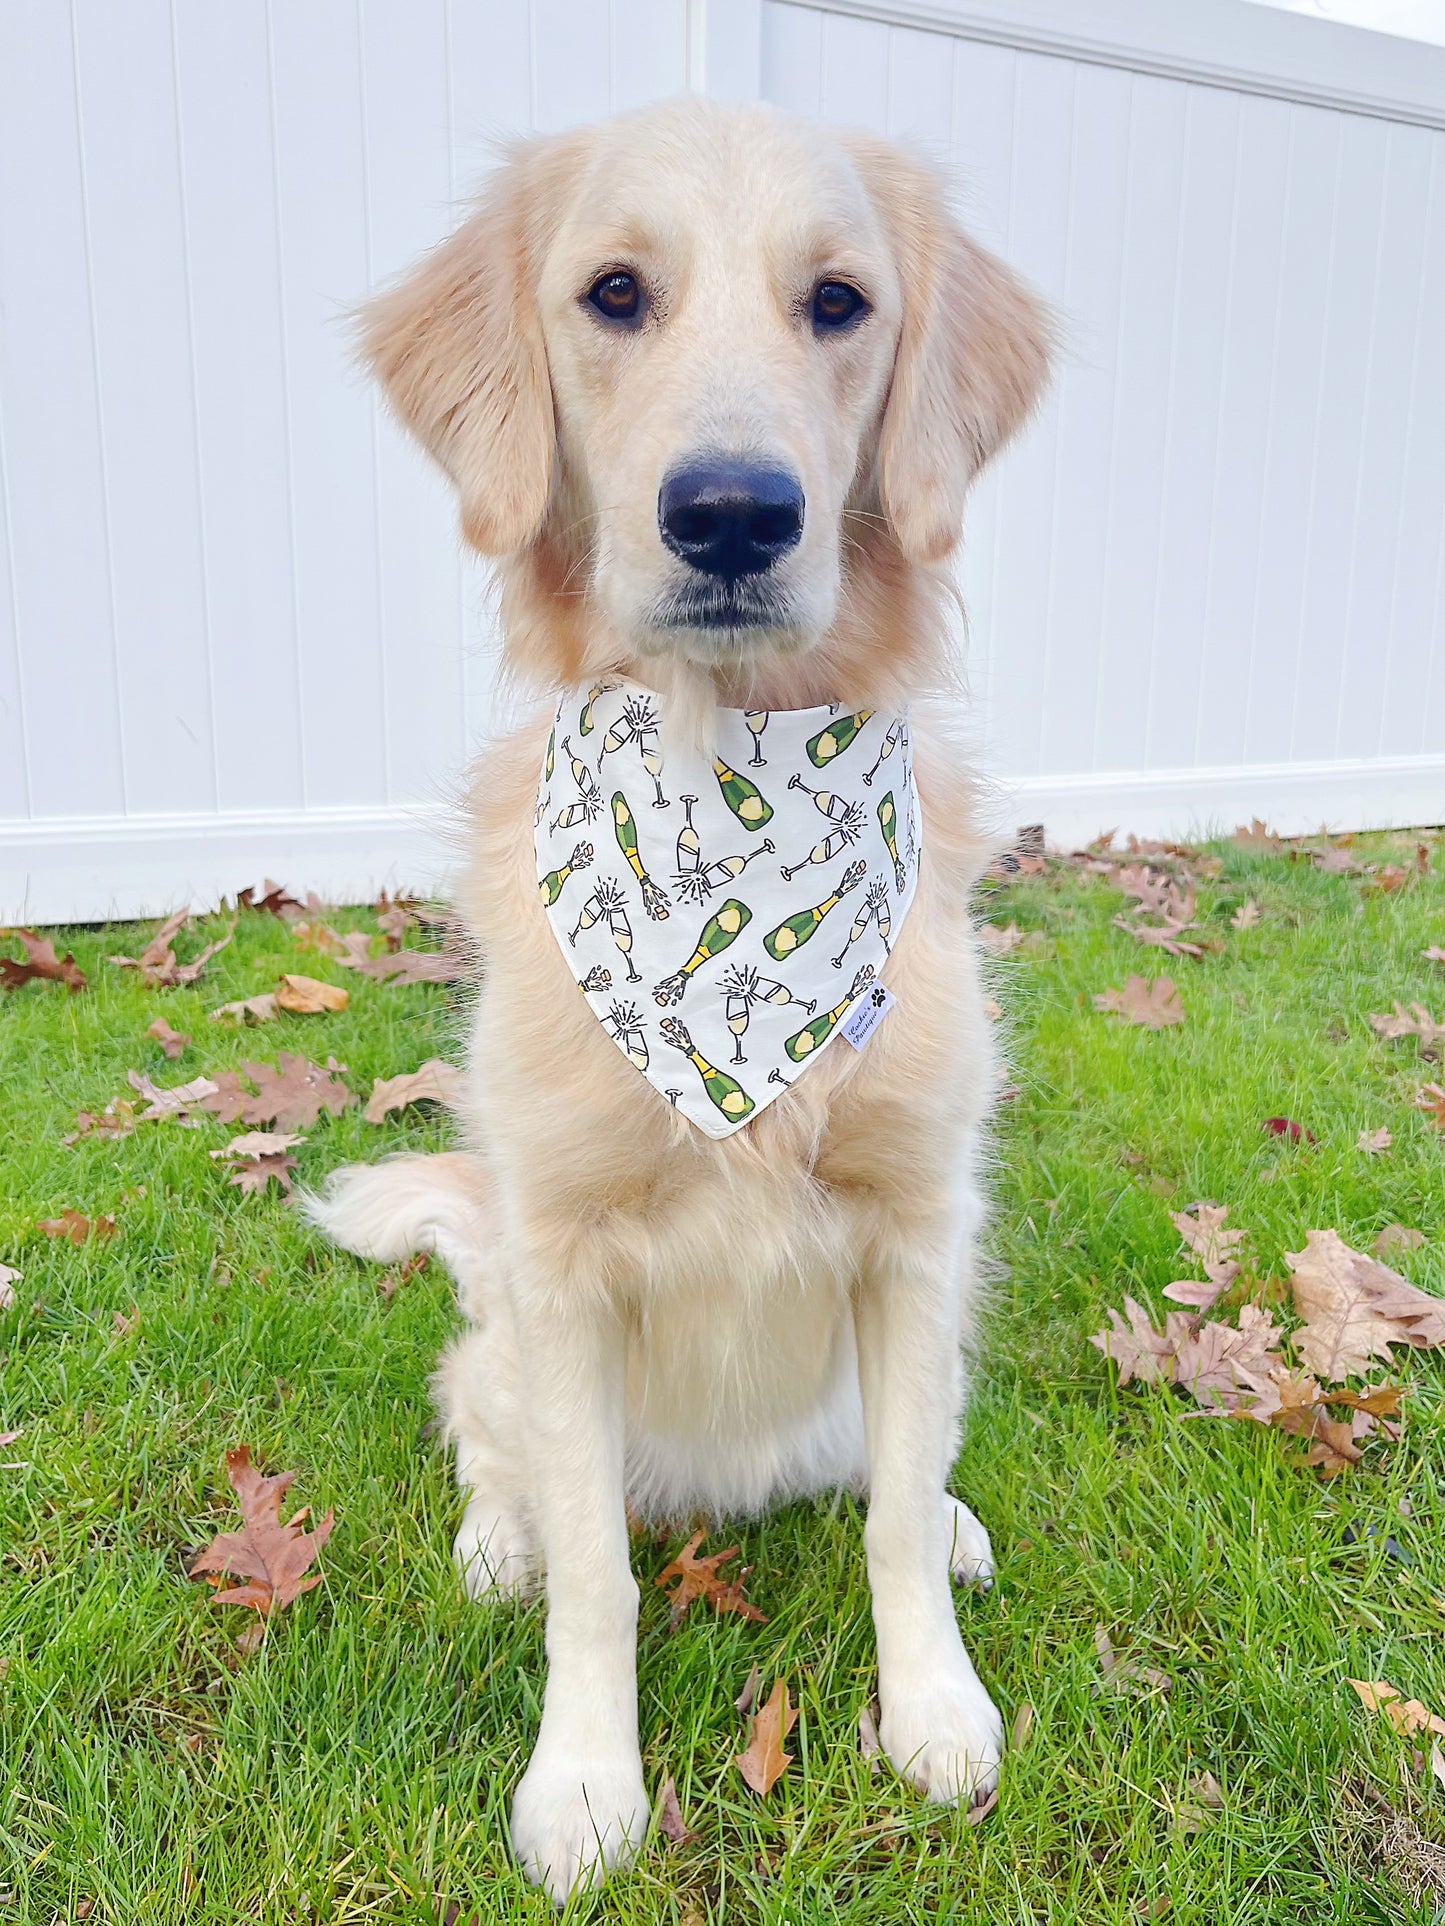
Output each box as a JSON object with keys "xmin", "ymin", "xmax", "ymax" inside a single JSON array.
[{"xmin": 2, "ymin": 836, "xmax": 1444, "ymax": 1925}]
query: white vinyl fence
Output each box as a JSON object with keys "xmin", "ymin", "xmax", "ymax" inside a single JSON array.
[{"xmin": 1, "ymin": 0, "xmax": 1442, "ymax": 923}]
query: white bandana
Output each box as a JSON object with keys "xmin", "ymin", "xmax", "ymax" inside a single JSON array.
[{"xmin": 534, "ymin": 680, "xmax": 921, "ymax": 1137}]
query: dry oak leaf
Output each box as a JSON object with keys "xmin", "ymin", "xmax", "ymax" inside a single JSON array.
[
  {"xmin": 1231, "ymin": 899, "xmax": 1261, "ymax": 930},
  {"xmin": 1094, "ymin": 1625, "xmax": 1170, "ymax": 1696},
  {"xmin": 1287, "ymin": 1229, "xmax": 1445, "ymax": 1381},
  {"xmin": 1375, "ymin": 1224, "xmax": 1426, "ymax": 1256},
  {"xmin": 1171, "ymin": 1303, "xmax": 1287, "ymax": 1415},
  {"xmin": 736, "ymin": 1678, "xmax": 798, "ymax": 1796},
  {"xmin": 655, "ymin": 1775, "xmax": 696, "ymax": 1846},
  {"xmin": 656, "ymin": 1530, "xmax": 766, "ymax": 1627},
  {"xmin": 149, "ymin": 1017, "xmax": 191, "ymax": 1059},
  {"xmin": 210, "ymin": 993, "xmax": 280, "ymax": 1025},
  {"xmin": 1090, "ymin": 1296, "xmax": 1199, "ymax": 1387},
  {"xmin": 1234, "ymin": 818, "xmax": 1284, "ymax": 852},
  {"xmin": 40, "ymin": 1209, "xmax": 116, "ymax": 1244},
  {"xmin": 1349, "ymin": 1679, "xmax": 1445, "ymax": 1742},
  {"xmin": 1425, "ymin": 946, "xmax": 1445, "ymax": 965},
  {"xmin": 1359, "ymin": 1127, "xmax": 1393, "ymax": 1155},
  {"xmin": 364, "ymin": 1059, "xmax": 466, "ymax": 1125},
  {"xmin": 110, "ymin": 908, "xmax": 233, "ymax": 988},
  {"xmin": 188, "ymin": 1444, "xmax": 333, "ymax": 1614},
  {"xmin": 1315, "ymin": 845, "xmax": 1359, "ymax": 875},
  {"xmin": 338, "ymin": 944, "xmax": 468, "ymax": 986},
  {"xmin": 0, "ymin": 929, "xmax": 88, "ymax": 994},
  {"xmin": 127, "ymin": 1070, "xmax": 221, "ymax": 1123},
  {"xmin": 199, "ymin": 1055, "xmax": 355, "ymax": 1132},
  {"xmin": 211, "ymin": 1130, "xmax": 306, "ymax": 1197},
  {"xmin": 378, "ymin": 1252, "xmax": 429, "ymax": 1301},
  {"xmin": 1415, "ymin": 1083, "xmax": 1445, "ymax": 1131},
  {"xmin": 274, "ymin": 973, "xmax": 349, "ymax": 1015},
  {"xmin": 64, "ymin": 1100, "xmax": 138, "ymax": 1146},
  {"xmin": 1094, "ymin": 974, "xmax": 1186, "ymax": 1029},
  {"xmin": 979, "ymin": 921, "xmax": 1026, "ymax": 955},
  {"xmin": 235, "ymin": 879, "xmax": 305, "ymax": 918},
  {"xmin": 735, "ymin": 1663, "xmax": 763, "ymax": 1717},
  {"xmin": 1370, "ymin": 1002, "xmax": 1445, "ymax": 1056},
  {"xmin": 1172, "ymin": 1204, "xmax": 1246, "ymax": 1282}
]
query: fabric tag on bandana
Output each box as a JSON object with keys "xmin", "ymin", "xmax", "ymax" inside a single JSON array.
[
  {"xmin": 535, "ymin": 678, "xmax": 922, "ymax": 1138},
  {"xmin": 840, "ymin": 980, "xmax": 896, "ymax": 1051}
]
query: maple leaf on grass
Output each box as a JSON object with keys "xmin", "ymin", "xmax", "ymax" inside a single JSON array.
[
  {"xmin": 656, "ymin": 1530, "xmax": 766, "ymax": 1626},
  {"xmin": 364, "ymin": 1059, "xmax": 466, "ymax": 1125},
  {"xmin": 736, "ymin": 1679, "xmax": 798, "ymax": 1796},
  {"xmin": 1287, "ymin": 1229, "xmax": 1445, "ymax": 1381},
  {"xmin": 40, "ymin": 1209, "xmax": 116, "ymax": 1244},
  {"xmin": 199, "ymin": 1056, "xmax": 355, "ymax": 1132},
  {"xmin": 1231, "ymin": 899, "xmax": 1261, "ymax": 930},
  {"xmin": 1163, "ymin": 1203, "xmax": 1246, "ymax": 1308},
  {"xmin": 1094, "ymin": 975, "xmax": 1186, "ymax": 1029},
  {"xmin": 0, "ymin": 929, "xmax": 88, "ymax": 994},
  {"xmin": 1370, "ymin": 1002, "xmax": 1445, "ymax": 1057},
  {"xmin": 1415, "ymin": 1083, "xmax": 1445, "ymax": 1131},
  {"xmin": 148, "ymin": 1017, "xmax": 190, "ymax": 1059},
  {"xmin": 210, "ymin": 1132, "xmax": 306, "ymax": 1197},
  {"xmin": 1234, "ymin": 818, "xmax": 1284, "ymax": 852},
  {"xmin": 1349, "ymin": 1680, "xmax": 1445, "ymax": 1742},
  {"xmin": 188, "ymin": 1445, "xmax": 333, "ymax": 1615}
]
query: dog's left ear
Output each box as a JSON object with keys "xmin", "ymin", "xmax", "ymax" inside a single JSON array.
[{"xmin": 864, "ymin": 146, "xmax": 1054, "ymax": 564}]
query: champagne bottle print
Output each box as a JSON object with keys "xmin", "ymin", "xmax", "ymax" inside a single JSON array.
[
  {"xmin": 832, "ymin": 877, "xmax": 891, "ymax": 968},
  {"xmin": 862, "ymin": 718, "xmax": 903, "ymax": 787},
  {"xmin": 763, "ymin": 859, "xmax": 866, "ymax": 959},
  {"xmin": 876, "ymin": 792, "xmax": 908, "ymax": 892},
  {"xmin": 785, "ymin": 965, "xmax": 876, "ymax": 1061},
  {"xmin": 713, "ymin": 758, "xmax": 773, "ymax": 830},
  {"xmin": 652, "ymin": 899, "xmax": 752, "ymax": 1006},
  {"xmin": 579, "ymin": 681, "xmax": 615, "ymax": 737},
  {"xmin": 744, "ymin": 710, "xmax": 768, "ymax": 766},
  {"xmin": 539, "ymin": 841, "xmax": 593, "ymax": 906},
  {"xmin": 612, "ymin": 793, "xmax": 670, "ymax": 920},
  {"xmin": 577, "ymin": 964, "xmax": 612, "ymax": 993},
  {"xmin": 659, "ymin": 1017, "xmax": 755, "ymax": 1123},
  {"xmin": 806, "ymin": 710, "xmax": 874, "ymax": 767}
]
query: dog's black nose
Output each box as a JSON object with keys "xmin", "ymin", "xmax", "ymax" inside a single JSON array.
[{"xmin": 658, "ymin": 461, "xmax": 804, "ymax": 580}]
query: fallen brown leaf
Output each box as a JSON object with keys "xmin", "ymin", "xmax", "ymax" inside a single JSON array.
[
  {"xmin": 1234, "ymin": 818, "xmax": 1284, "ymax": 852},
  {"xmin": 110, "ymin": 909, "xmax": 233, "ymax": 989},
  {"xmin": 736, "ymin": 1678, "xmax": 797, "ymax": 1796},
  {"xmin": 336, "ymin": 945, "xmax": 468, "ymax": 986},
  {"xmin": 1359, "ymin": 1127, "xmax": 1393, "ymax": 1155},
  {"xmin": 188, "ymin": 1444, "xmax": 333, "ymax": 1614},
  {"xmin": 1315, "ymin": 846, "xmax": 1359, "ymax": 875},
  {"xmin": 64, "ymin": 1100, "xmax": 139, "ymax": 1146},
  {"xmin": 199, "ymin": 1056, "xmax": 355, "ymax": 1132},
  {"xmin": 113, "ymin": 1304, "xmax": 140, "ymax": 1338},
  {"xmin": 274, "ymin": 973, "xmax": 349, "ymax": 1015},
  {"xmin": 1415, "ymin": 1083, "xmax": 1445, "ymax": 1131},
  {"xmin": 126, "ymin": 1071, "xmax": 221, "ymax": 1124},
  {"xmin": 656, "ymin": 1530, "xmax": 766, "ymax": 1626},
  {"xmin": 1350, "ymin": 1679, "xmax": 1445, "ymax": 1741},
  {"xmin": 1288, "ymin": 1229, "xmax": 1445, "ymax": 1380},
  {"xmin": 1370, "ymin": 864, "xmax": 1410, "ymax": 893},
  {"xmin": 858, "ymin": 1699, "xmax": 882, "ymax": 1771},
  {"xmin": 39, "ymin": 1210, "xmax": 116, "ymax": 1245},
  {"xmin": 979, "ymin": 921, "xmax": 1025, "ymax": 955},
  {"xmin": 965, "ymin": 1785, "xmax": 999, "ymax": 1826},
  {"xmin": 1011, "ymin": 1702, "xmax": 1035, "ymax": 1749},
  {"xmin": 1370, "ymin": 1002, "xmax": 1445, "ymax": 1057},
  {"xmin": 735, "ymin": 1663, "xmax": 762, "ymax": 1717},
  {"xmin": 1231, "ymin": 899, "xmax": 1261, "ymax": 929},
  {"xmin": 1094, "ymin": 975, "xmax": 1186, "ymax": 1029},
  {"xmin": 0, "ymin": 929, "xmax": 88, "ymax": 994},
  {"xmin": 1094, "ymin": 1625, "xmax": 1170, "ymax": 1695},
  {"xmin": 378, "ymin": 1252, "xmax": 429, "ymax": 1301},
  {"xmin": 149, "ymin": 1017, "xmax": 191, "ymax": 1058},
  {"xmin": 236, "ymin": 880, "xmax": 305, "ymax": 918},
  {"xmin": 0, "ymin": 1262, "xmax": 19, "ymax": 1311},
  {"xmin": 364, "ymin": 1059, "xmax": 466, "ymax": 1125},
  {"xmin": 1424, "ymin": 946, "xmax": 1445, "ymax": 965},
  {"xmin": 1171, "ymin": 1204, "xmax": 1245, "ymax": 1288},
  {"xmin": 655, "ymin": 1774, "xmax": 695, "ymax": 1845},
  {"xmin": 211, "ymin": 993, "xmax": 280, "ymax": 1025},
  {"xmin": 1375, "ymin": 1224, "xmax": 1426, "ymax": 1257}
]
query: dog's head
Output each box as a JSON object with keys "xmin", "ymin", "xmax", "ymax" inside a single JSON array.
[{"xmin": 363, "ymin": 98, "xmax": 1051, "ymax": 682}]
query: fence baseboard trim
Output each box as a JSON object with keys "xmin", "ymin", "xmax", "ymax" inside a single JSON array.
[{"xmin": 5, "ymin": 755, "xmax": 1441, "ymax": 922}]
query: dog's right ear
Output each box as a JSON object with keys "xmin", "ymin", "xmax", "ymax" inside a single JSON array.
[{"xmin": 359, "ymin": 145, "xmax": 555, "ymax": 557}]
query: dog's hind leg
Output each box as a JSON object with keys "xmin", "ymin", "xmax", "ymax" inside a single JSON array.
[{"xmin": 305, "ymin": 1153, "xmax": 539, "ymax": 1599}]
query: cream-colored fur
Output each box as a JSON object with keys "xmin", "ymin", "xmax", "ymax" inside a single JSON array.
[{"xmin": 306, "ymin": 96, "xmax": 1050, "ymax": 1903}]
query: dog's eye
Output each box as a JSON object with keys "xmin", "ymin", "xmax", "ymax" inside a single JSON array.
[
  {"xmin": 811, "ymin": 280, "xmax": 869, "ymax": 332},
  {"xmin": 587, "ymin": 271, "xmax": 643, "ymax": 324}
]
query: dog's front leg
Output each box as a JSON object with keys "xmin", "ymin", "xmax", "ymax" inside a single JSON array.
[
  {"xmin": 507, "ymin": 1287, "xmax": 647, "ymax": 1902},
  {"xmin": 856, "ymin": 1229, "xmax": 1003, "ymax": 1805}
]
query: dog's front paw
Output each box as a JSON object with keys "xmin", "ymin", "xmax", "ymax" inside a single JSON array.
[
  {"xmin": 880, "ymin": 1666, "xmax": 1003, "ymax": 1806},
  {"xmin": 945, "ymin": 1496, "xmax": 995, "ymax": 1590},
  {"xmin": 454, "ymin": 1499, "xmax": 537, "ymax": 1601},
  {"xmin": 510, "ymin": 1745, "xmax": 648, "ymax": 1903}
]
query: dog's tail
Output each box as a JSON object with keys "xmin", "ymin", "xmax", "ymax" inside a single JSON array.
[{"xmin": 302, "ymin": 1151, "xmax": 490, "ymax": 1266}]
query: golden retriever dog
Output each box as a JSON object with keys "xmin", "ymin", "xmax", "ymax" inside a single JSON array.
[{"xmin": 308, "ymin": 95, "xmax": 1050, "ymax": 1901}]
